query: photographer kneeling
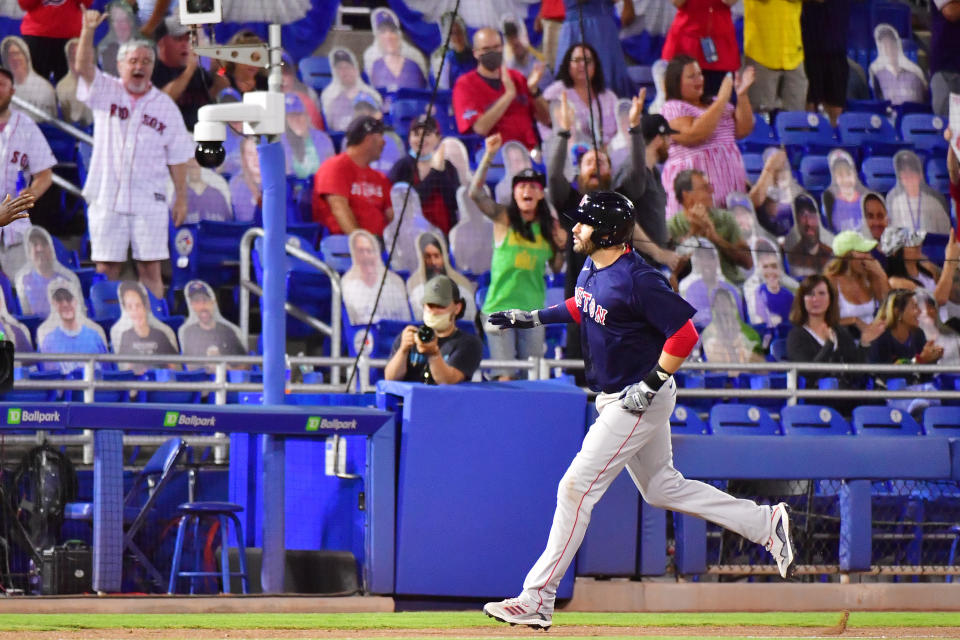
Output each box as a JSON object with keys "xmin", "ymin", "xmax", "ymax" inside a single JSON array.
[{"xmin": 385, "ymin": 275, "xmax": 483, "ymax": 384}]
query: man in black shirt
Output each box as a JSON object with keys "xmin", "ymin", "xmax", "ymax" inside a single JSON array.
[
  {"xmin": 385, "ymin": 275, "xmax": 483, "ymax": 385},
  {"xmin": 150, "ymin": 16, "xmax": 227, "ymax": 130}
]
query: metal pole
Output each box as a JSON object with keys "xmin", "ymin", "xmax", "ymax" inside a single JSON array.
[{"xmin": 259, "ymin": 22, "xmax": 286, "ymax": 595}]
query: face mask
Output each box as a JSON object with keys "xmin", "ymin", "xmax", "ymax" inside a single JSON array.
[
  {"xmin": 409, "ymin": 148, "xmax": 433, "ymax": 162},
  {"xmin": 478, "ymin": 51, "xmax": 502, "ymax": 72},
  {"xmin": 423, "ymin": 309, "xmax": 453, "ymax": 332}
]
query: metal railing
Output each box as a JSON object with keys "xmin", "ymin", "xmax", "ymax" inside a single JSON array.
[{"xmin": 238, "ymin": 227, "xmax": 344, "ymax": 384}]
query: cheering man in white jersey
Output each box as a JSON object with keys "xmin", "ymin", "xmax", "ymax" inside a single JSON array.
[{"xmin": 76, "ymin": 9, "xmax": 193, "ymax": 299}]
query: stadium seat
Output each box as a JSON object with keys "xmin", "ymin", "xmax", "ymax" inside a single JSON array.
[
  {"xmin": 709, "ymin": 404, "xmax": 781, "ymax": 436},
  {"xmin": 90, "ymin": 279, "xmax": 121, "ymax": 321},
  {"xmin": 738, "ymin": 115, "xmax": 777, "ymax": 152},
  {"xmin": 780, "ymin": 405, "xmax": 853, "ymax": 436},
  {"xmin": 196, "ymin": 221, "xmax": 255, "ymax": 289},
  {"xmin": 143, "ymin": 369, "xmax": 209, "ymax": 404},
  {"xmin": 670, "ymin": 404, "xmax": 710, "ymax": 434},
  {"xmin": 873, "ymin": 2, "xmax": 912, "ymax": 40},
  {"xmin": 861, "ymin": 155, "xmax": 897, "ymax": 193},
  {"xmin": 287, "ymin": 222, "xmax": 322, "ymax": 247},
  {"xmin": 319, "ymin": 234, "xmax": 351, "ymax": 273},
  {"xmin": 38, "ymin": 123, "xmax": 77, "ymax": 164},
  {"xmin": 390, "ymin": 98, "xmax": 430, "ymax": 138},
  {"xmin": 0, "ymin": 369, "xmax": 61, "ymax": 402},
  {"xmin": 473, "ymin": 146, "xmax": 505, "ymax": 186},
  {"xmin": 926, "ymin": 157, "xmax": 950, "ymax": 196},
  {"xmin": 845, "ymin": 99, "xmax": 891, "ymax": 115},
  {"xmin": 769, "ymin": 337, "xmax": 788, "ymax": 362},
  {"xmin": 851, "ymin": 405, "xmax": 924, "ymax": 436},
  {"xmin": 775, "ymin": 111, "xmax": 837, "ymax": 153},
  {"xmin": 66, "ymin": 369, "xmax": 139, "ymax": 403},
  {"xmin": 836, "ymin": 111, "xmax": 906, "ymax": 156},
  {"xmin": 900, "ymin": 113, "xmax": 948, "ymax": 154},
  {"xmin": 742, "ymin": 152, "xmax": 765, "ymax": 184},
  {"xmin": 921, "ymin": 406, "xmax": 960, "ymax": 437},
  {"xmin": 298, "ymin": 56, "xmax": 332, "ymax": 92},
  {"xmin": 799, "ymin": 155, "xmax": 831, "ymax": 192}
]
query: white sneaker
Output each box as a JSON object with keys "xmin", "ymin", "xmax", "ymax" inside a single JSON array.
[
  {"xmin": 483, "ymin": 598, "xmax": 552, "ymax": 629},
  {"xmin": 765, "ymin": 502, "xmax": 796, "ymax": 579}
]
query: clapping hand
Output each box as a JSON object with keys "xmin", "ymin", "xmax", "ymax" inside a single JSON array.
[
  {"xmin": 717, "ymin": 73, "xmax": 734, "ymax": 104},
  {"xmin": 628, "ymin": 87, "xmax": 647, "ymax": 129},
  {"xmin": 501, "ymin": 65, "xmax": 517, "ymax": 98},
  {"xmin": 735, "ymin": 66, "xmax": 755, "ymax": 97},
  {"xmin": 0, "ymin": 193, "xmax": 34, "ymax": 228},
  {"xmin": 528, "ymin": 62, "xmax": 545, "ymax": 92}
]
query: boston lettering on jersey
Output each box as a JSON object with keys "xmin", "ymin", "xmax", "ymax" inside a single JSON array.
[
  {"xmin": 575, "ymin": 250, "xmax": 695, "ymax": 393},
  {"xmin": 574, "ymin": 287, "xmax": 609, "ymax": 325},
  {"xmin": 108, "ymin": 104, "xmax": 168, "ymax": 134}
]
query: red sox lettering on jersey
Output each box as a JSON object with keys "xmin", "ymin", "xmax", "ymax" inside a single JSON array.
[
  {"xmin": 108, "ymin": 104, "xmax": 168, "ymax": 134},
  {"xmin": 350, "ymin": 181, "xmax": 384, "ymax": 199},
  {"xmin": 574, "ymin": 286, "xmax": 608, "ymax": 325}
]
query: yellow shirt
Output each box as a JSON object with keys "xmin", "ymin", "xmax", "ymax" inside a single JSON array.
[{"xmin": 743, "ymin": 0, "xmax": 804, "ymax": 71}]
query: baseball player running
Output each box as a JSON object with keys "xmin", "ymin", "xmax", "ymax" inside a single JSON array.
[{"xmin": 483, "ymin": 191, "xmax": 795, "ymax": 630}]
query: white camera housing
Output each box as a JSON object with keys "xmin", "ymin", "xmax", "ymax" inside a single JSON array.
[
  {"xmin": 178, "ymin": 0, "xmax": 222, "ymax": 25},
  {"xmin": 195, "ymin": 92, "xmax": 285, "ymax": 140}
]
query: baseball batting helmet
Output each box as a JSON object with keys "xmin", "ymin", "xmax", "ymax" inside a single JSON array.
[{"xmin": 565, "ymin": 191, "xmax": 635, "ymax": 248}]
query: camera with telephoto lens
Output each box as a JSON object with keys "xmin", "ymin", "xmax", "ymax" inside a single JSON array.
[{"xmin": 417, "ymin": 325, "xmax": 435, "ymax": 343}]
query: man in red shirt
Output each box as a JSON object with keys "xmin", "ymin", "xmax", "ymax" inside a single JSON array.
[
  {"xmin": 312, "ymin": 115, "xmax": 394, "ymax": 236},
  {"xmin": 452, "ymin": 27, "xmax": 551, "ymax": 151},
  {"xmin": 19, "ymin": 0, "xmax": 94, "ymax": 84}
]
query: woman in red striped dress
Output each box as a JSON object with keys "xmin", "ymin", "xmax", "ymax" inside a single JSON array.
[{"xmin": 660, "ymin": 55, "xmax": 754, "ymax": 220}]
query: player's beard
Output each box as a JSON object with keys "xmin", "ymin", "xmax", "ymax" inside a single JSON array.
[
  {"xmin": 572, "ymin": 234, "xmax": 595, "ymax": 255},
  {"xmin": 0, "ymin": 94, "xmax": 11, "ymax": 115}
]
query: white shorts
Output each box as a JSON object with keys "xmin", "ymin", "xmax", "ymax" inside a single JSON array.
[{"xmin": 88, "ymin": 203, "xmax": 170, "ymax": 263}]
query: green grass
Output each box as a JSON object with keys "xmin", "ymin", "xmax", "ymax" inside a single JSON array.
[{"xmin": 0, "ymin": 611, "xmax": 958, "ymax": 631}]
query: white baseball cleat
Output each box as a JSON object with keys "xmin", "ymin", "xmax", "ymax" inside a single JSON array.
[
  {"xmin": 483, "ymin": 598, "xmax": 552, "ymax": 629},
  {"xmin": 765, "ymin": 502, "xmax": 796, "ymax": 579}
]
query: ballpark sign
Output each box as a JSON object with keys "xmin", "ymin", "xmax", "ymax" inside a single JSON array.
[
  {"xmin": 7, "ymin": 408, "xmax": 62, "ymax": 424},
  {"xmin": 163, "ymin": 411, "xmax": 216, "ymax": 428},
  {"xmin": 305, "ymin": 416, "xmax": 358, "ymax": 432}
]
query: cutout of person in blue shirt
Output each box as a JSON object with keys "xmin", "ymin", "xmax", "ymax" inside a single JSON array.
[
  {"xmin": 14, "ymin": 226, "xmax": 81, "ymax": 317},
  {"xmin": 37, "ymin": 281, "xmax": 107, "ymax": 374}
]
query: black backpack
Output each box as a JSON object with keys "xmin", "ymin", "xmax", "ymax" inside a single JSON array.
[{"xmin": 12, "ymin": 443, "xmax": 78, "ymax": 552}]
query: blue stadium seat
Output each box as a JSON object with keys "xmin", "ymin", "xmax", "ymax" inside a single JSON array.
[
  {"xmin": 738, "ymin": 116, "xmax": 777, "ymax": 152},
  {"xmin": 287, "ymin": 222, "xmax": 322, "ymax": 247},
  {"xmin": 473, "ymin": 146, "xmax": 505, "ymax": 185},
  {"xmin": 287, "ymin": 175, "xmax": 313, "ymax": 224},
  {"xmin": 780, "ymin": 405, "xmax": 853, "ymax": 436},
  {"xmin": 847, "ymin": 0, "xmax": 874, "ymax": 52},
  {"xmin": 298, "ymin": 56, "xmax": 332, "ymax": 92},
  {"xmin": 836, "ymin": 111, "xmax": 906, "ymax": 156},
  {"xmin": 799, "ymin": 155, "xmax": 831, "ymax": 192},
  {"xmin": 900, "ymin": 113, "xmax": 948, "ymax": 154},
  {"xmin": 845, "ymin": 99, "xmax": 891, "ymax": 115},
  {"xmin": 921, "ymin": 406, "xmax": 960, "ymax": 437},
  {"xmin": 319, "ymin": 234, "xmax": 351, "ymax": 273},
  {"xmin": 144, "ymin": 369, "xmax": 210, "ymax": 404},
  {"xmin": 851, "ymin": 405, "xmax": 924, "ymax": 436},
  {"xmin": 1, "ymin": 369, "xmax": 61, "ymax": 401},
  {"xmin": 738, "ymin": 372, "xmax": 789, "ymax": 411},
  {"xmin": 926, "ymin": 157, "xmax": 951, "ymax": 196},
  {"xmin": 390, "ymin": 99, "xmax": 429, "ymax": 138},
  {"xmin": 66, "ymin": 369, "xmax": 139, "ymax": 402},
  {"xmin": 922, "ymin": 232, "xmax": 949, "ymax": 267},
  {"xmin": 769, "ymin": 337, "xmax": 788, "ymax": 362},
  {"xmin": 742, "ymin": 152, "xmax": 765, "ymax": 184},
  {"xmin": 90, "ymin": 279, "xmax": 121, "ymax": 321},
  {"xmin": 775, "ymin": 111, "xmax": 837, "ymax": 153},
  {"xmin": 38, "ymin": 123, "xmax": 77, "ymax": 164},
  {"xmin": 862, "ymin": 155, "xmax": 897, "ymax": 192},
  {"xmin": 196, "ymin": 220, "xmax": 255, "ymax": 288},
  {"xmin": 49, "ymin": 234, "xmax": 80, "ymax": 269},
  {"xmin": 670, "ymin": 404, "xmax": 710, "ymax": 434},
  {"xmin": 873, "ymin": 2, "xmax": 912, "ymax": 40},
  {"xmin": 709, "ymin": 404, "xmax": 781, "ymax": 436}
]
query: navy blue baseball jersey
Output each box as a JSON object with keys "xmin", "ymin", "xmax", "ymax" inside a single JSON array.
[{"xmin": 574, "ymin": 250, "xmax": 695, "ymax": 393}]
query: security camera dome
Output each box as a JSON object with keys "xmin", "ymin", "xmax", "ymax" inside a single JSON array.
[{"xmin": 195, "ymin": 141, "xmax": 225, "ymax": 169}]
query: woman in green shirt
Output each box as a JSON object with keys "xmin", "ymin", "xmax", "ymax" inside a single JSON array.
[{"xmin": 469, "ymin": 134, "xmax": 567, "ymax": 380}]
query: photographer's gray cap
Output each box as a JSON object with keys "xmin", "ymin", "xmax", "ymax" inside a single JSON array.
[{"xmin": 422, "ymin": 275, "xmax": 459, "ymax": 307}]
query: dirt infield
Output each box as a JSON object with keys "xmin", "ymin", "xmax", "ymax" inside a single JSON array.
[{"xmin": 2, "ymin": 626, "xmax": 958, "ymax": 640}]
